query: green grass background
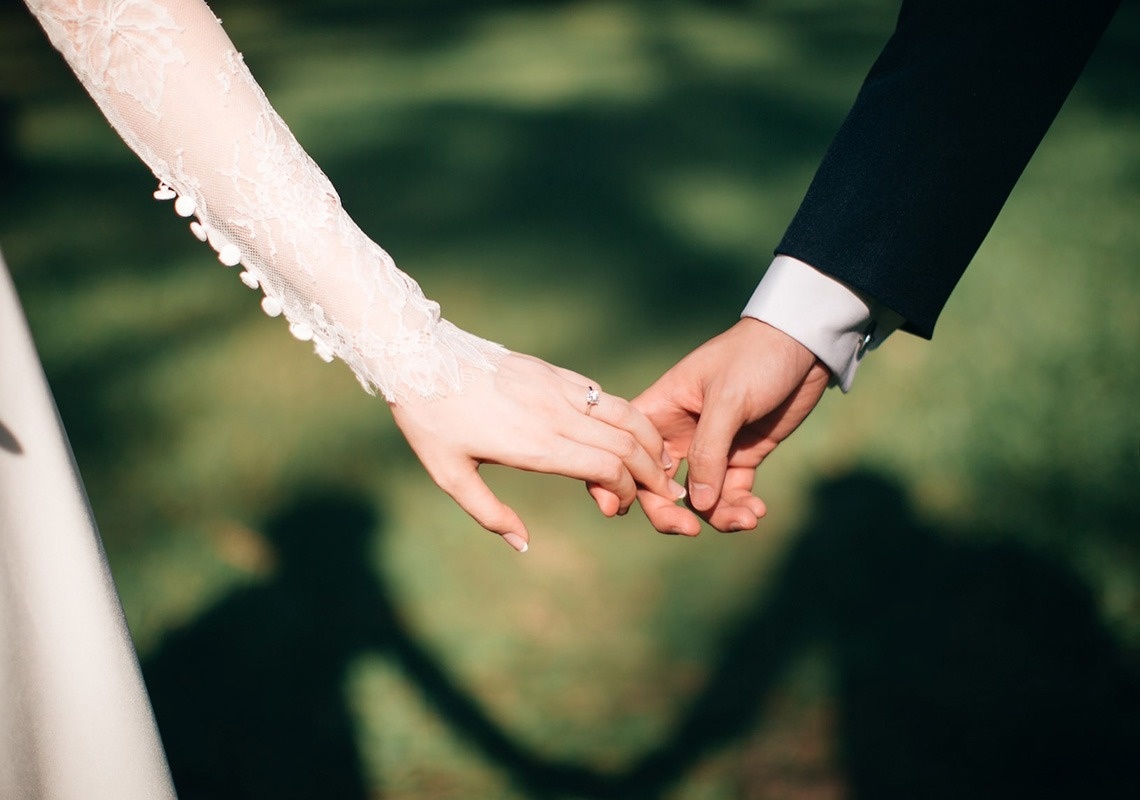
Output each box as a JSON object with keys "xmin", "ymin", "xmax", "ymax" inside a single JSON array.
[{"xmin": 2, "ymin": 1, "xmax": 1137, "ymax": 797}]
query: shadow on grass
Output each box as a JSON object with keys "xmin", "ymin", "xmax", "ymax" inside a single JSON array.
[
  {"xmin": 141, "ymin": 473, "xmax": 1139, "ymax": 799},
  {"xmin": 142, "ymin": 489, "xmax": 619, "ymax": 799},
  {"xmin": 619, "ymin": 468, "xmax": 1140, "ymax": 799}
]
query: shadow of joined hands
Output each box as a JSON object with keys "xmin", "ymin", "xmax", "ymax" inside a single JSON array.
[{"xmin": 144, "ymin": 472, "xmax": 1139, "ymax": 799}]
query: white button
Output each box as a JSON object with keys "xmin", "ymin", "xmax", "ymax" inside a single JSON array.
[
  {"xmin": 174, "ymin": 195, "xmax": 197, "ymax": 217},
  {"xmin": 218, "ymin": 244, "xmax": 241, "ymax": 266},
  {"xmin": 261, "ymin": 296, "xmax": 283, "ymax": 317}
]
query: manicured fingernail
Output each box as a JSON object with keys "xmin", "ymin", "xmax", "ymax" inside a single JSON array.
[
  {"xmin": 669, "ymin": 480, "xmax": 687, "ymax": 500},
  {"xmin": 503, "ymin": 533, "xmax": 528, "ymax": 553},
  {"xmin": 728, "ymin": 522, "xmax": 744, "ymax": 532},
  {"xmin": 661, "ymin": 452, "xmax": 673, "ymax": 470}
]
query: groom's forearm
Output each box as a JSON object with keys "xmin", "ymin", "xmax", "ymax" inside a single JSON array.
[{"xmin": 757, "ymin": 0, "xmax": 1120, "ymax": 377}]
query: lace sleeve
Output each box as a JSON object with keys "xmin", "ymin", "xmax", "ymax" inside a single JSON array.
[{"xmin": 23, "ymin": 0, "xmax": 508, "ymax": 404}]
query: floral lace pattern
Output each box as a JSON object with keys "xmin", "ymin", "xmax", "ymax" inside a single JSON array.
[
  {"xmin": 32, "ymin": 0, "xmax": 185, "ymax": 116},
  {"xmin": 25, "ymin": 0, "xmax": 507, "ymax": 403}
]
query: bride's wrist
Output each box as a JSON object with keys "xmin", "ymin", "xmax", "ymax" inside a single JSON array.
[{"xmin": 356, "ymin": 320, "xmax": 508, "ymax": 405}]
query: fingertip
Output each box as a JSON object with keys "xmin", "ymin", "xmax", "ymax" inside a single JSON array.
[
  {"xmin": 688, "ymin": 481, "xmax": 717, "ymax": 512},
  {"xmin": 747, "ymin": 496, "xmax": 767, "ymax": 519},
  {"xmin": 588, "ymin": 483, "xmax": 622, "ymax": 517},
  {"xmin": 641, "ymin": 494, "xmax": 703, "ymax": 537},
  {"xmin": 503, "ymin": 532, "xmax": 529, "ymax": 553},
  {"xmin": 724, "ymin": 516, "xmax": 757, "ymax": 533},
  {"xmin": 445, "ymin": 468, "xmax": 530, "ymax": 546},
  {"xmin": 708, "ymin": 504, "xmax": 759, "ymax": 533}
]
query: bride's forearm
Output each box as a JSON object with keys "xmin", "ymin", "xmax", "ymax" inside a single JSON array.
[
  {"xmin": 23, "ymin": 0, "xmax": 687, "ymax": 545},
  {"xmin": 24, "ymin": 0, "xmax": 506, "ymax": 403}
]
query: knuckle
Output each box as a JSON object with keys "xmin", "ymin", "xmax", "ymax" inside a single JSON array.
[
  {"xmin": 687, "ymin": 442, "xmax": 719, "ymax": 466},
  {"xmin": 612, "ymin": 431, "xmax": 639, "ymax": 460},
  {"xmin": 608, "ymin": 398, "xmax": 633, "ymax": 424},
  {"xmin": 597, "ymin": 455, "xmax": 626, "ymax": 487}
]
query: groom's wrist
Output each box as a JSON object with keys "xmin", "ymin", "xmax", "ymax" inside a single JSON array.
[{"xmin": 741, "ymin": 255, "xmax": 903, "ymax": 392}]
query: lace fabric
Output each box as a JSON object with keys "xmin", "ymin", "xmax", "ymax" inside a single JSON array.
[{"xmin": 24, "ymin": 0, "xmax": 507, "ymax": 404}]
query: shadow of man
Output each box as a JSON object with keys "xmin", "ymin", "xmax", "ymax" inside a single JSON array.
[{"xmin": 619, "ymin": 469, "xmax": 1139, "ymax": 799}]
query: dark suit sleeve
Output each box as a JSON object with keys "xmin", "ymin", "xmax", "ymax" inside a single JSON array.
[{"xmin": 776, "ymin": 0, "xmax": 1121, "ymax": 339}]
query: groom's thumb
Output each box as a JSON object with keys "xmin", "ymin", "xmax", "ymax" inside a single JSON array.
[
  {"xmin": 685, "ymin": 400, "xmax": 741, "ymax": 513},
  {"xmin": 446, "ymin": 468, "xmax": 530, "ymax": 553}
]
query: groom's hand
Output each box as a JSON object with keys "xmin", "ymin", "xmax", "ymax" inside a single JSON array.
[{"xmin": 632, "ymin": 318, "xmax": 830, "ymax": 535}]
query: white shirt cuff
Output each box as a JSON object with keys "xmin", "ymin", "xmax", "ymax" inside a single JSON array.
[{"xmin": 741, "ymin": 255, "xmax": 904, "ymax": 392}]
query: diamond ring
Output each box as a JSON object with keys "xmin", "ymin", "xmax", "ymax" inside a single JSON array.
[{"xmin": 585, "ymin": 386, "xmax": 601, "ymax": 416}]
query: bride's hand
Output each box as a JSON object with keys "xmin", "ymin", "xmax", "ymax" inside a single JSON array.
[{"xmin": 390, "ymin": 353, "xmax": 687, "ymax": 552}]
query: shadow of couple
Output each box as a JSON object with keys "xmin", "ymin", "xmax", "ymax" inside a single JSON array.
[{"xmin": 143, "ymin": 469, "xmax": 1139, "ymax": 799}]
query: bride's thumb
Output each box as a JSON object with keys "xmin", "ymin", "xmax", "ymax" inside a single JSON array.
[{"xmin": 446, "ymin": 469, "xmax": 531, "ymax": 553}]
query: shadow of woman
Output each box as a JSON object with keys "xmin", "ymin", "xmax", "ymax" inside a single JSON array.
[
  {"xmin": 142, "ymin": 489, "xmax": 611, "ymax": 800},
  {"xmin": 617, "ymin": 469, "xmax": 1140, "ymax": 799},
  {"xmin": 143, "ymin": 493, "xmax": 386, "ymax": 799}
]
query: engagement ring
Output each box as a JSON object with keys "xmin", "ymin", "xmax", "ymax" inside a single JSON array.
[{"xmin": 585, "ymin": 386, "xmax": 600, "ymax": 416}]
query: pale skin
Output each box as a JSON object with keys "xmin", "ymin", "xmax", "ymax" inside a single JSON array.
[
  {"xmin": 391, "ymin": 352, "xmax": 687, "ymax": 552},
  {"xmin": 628, "ymin": 318, "xmax": 831, "ymax": 536}
]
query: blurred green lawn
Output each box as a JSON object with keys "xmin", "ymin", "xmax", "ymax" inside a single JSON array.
[{"xmin": 2, "ymin": 1, "xmax": 1137, "ymax": 797}]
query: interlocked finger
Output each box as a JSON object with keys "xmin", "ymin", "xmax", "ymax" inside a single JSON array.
[
  {"xmin": 537, "ymin": 437, "xmax": 640, "ymax": 508},
  {"xmin": 564, "ymin": 406, "xmax": 684, "ymax": 510},
  {"xmin": 566, "ymin": 385, "xmax": 671, "ymax": 469}
]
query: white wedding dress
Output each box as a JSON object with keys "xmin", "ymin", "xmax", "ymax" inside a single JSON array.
[{"xmin": 3, "ymin": 1, "xmax": 510, "ymax": 796}]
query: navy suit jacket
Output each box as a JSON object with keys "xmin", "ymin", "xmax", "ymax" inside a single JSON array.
[{"xmin": 776, "ymin": 0, "xmax": 1121, "ymax": 338}]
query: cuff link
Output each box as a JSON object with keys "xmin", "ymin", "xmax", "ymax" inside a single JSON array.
[{"xmin": 855, "ymin": 321, "xmax": 877, "ymax": 359}]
